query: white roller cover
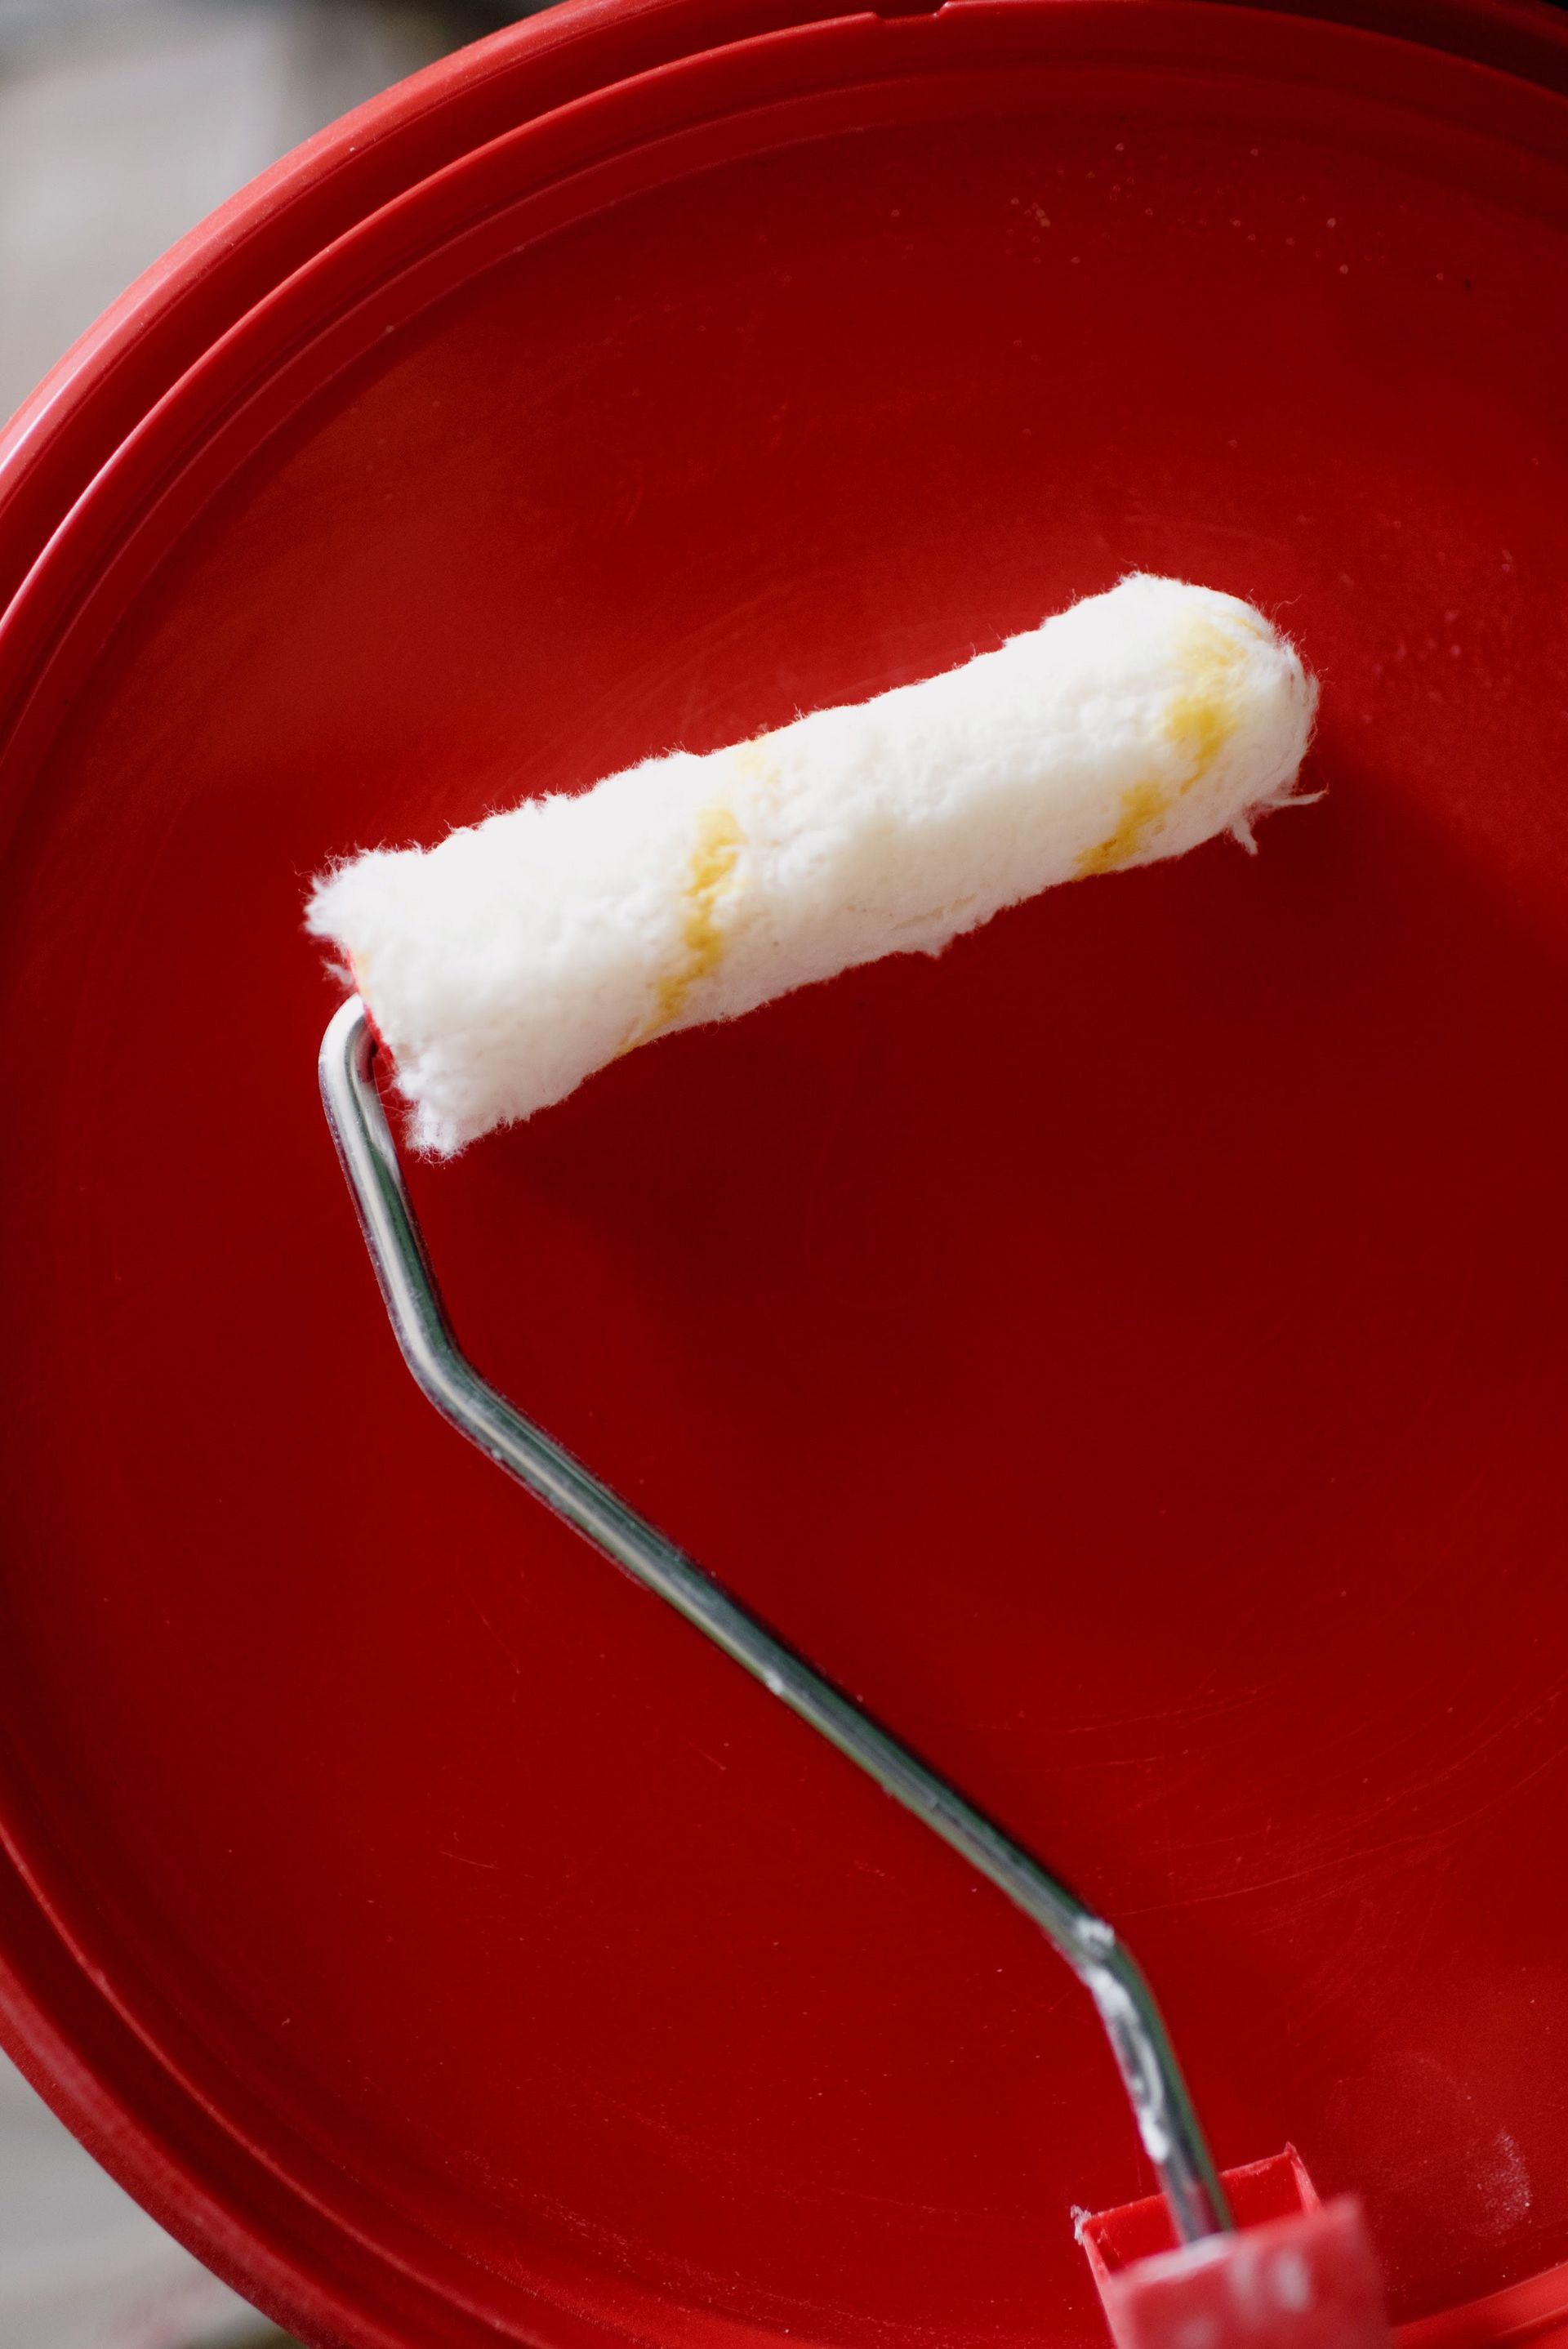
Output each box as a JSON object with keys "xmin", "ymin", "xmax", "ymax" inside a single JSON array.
[{"xmin": 308, "ymin": 575, "xmax": 1316, "ymax": 1153}]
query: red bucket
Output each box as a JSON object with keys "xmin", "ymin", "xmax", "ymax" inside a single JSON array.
[{"xmin": 1, "ymin": 3, "xmax": 1565, "ymax": 2345}]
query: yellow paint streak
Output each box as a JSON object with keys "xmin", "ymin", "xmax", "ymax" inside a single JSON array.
[
  {"xmin": 1076, "ymin": 613, "xmax": 1256, "ymax": 876},
  {"xmin": 630, "ymin": 807, "xmax": 743, "ymax": 1048},
  {"xmin": 729, "ymin": 737, "xmax": 781, "ymax": 788},
  {"xmin": 1076, "ymin": 780, "xmax": 1170, "ymax": 876},
  {"xmin": 1162, "ymin": 615, "xmax": 1251, "ymax": 789}
]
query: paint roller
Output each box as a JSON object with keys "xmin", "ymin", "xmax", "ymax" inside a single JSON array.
[{"xmin": 311, "ymin": 575, "xmax": 1387, "ymax": 2349}]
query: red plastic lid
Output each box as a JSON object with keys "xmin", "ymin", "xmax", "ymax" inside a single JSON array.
[{"xmin": 0, "ymin": 4, "xmax": 1565, "ymax": 2347}]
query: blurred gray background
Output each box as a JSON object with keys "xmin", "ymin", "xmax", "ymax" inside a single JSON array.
[
  {"xmin": 0, "ymin": 2, "xmax": 545, "ymax": 2338},
  {"xmin": 0, "ymin": 0, "xmax": 546, "ymax": 424}
]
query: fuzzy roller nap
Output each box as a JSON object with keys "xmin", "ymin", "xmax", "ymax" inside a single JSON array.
[{"xmin": 308, "ymin": 574, "xmax": 1316, "ymax": 1152}]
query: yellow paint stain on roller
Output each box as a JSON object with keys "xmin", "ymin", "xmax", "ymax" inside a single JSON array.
[
  {"xmin": 1077, "ymin": 614, "xmax": 1254, "ymax": 876},
  {"xmin": 1163, "ymin": 614, "xmax": 1250, "ymax": 782},
  {"xmin": 729, "ymin": 737, "xmax": 781, "ymax": 787},
  {"xmin": 629, "ymin": 807, "xmax": 744, "ymax": 1047},
  {"xmin": 1076, "ymin": 780, "xmax": 1169, "ymax": 876}
]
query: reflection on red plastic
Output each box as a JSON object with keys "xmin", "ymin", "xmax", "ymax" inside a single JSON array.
[{"xmin": 1398, "ymin": 2266, "xmax": 1568, "ymax": 2349}]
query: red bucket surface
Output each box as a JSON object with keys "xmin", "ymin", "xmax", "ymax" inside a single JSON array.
[{"xmin": 0, "ymin": 3, "xmax": 1565, "ymax": 2346}]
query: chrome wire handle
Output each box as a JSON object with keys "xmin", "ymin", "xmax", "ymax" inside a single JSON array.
[{"xmin": 319, "ymin": 995, "xmax": 1232, "ymax": 2246}]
